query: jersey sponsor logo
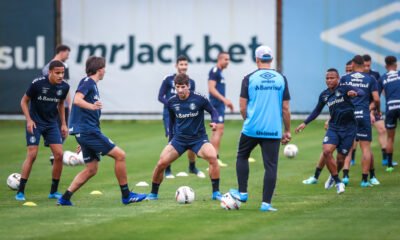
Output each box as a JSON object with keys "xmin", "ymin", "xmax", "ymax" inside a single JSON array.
[
  {"xmin": 176, "ymin": 111, "xmax": 199, "ymax": 118},
  {"xmin": 320, "ymin": 2, "xmax": 400, "ymax": 67},
  {"xmin": 383, "ymin": 72, "xmax": 400, "ymax": 85},
  {"xmin": 37, "ymin": 95, "xmax": 60, "ymax": 103},
  {"xmin": 327, "ymin": 96, "xmax": 344, "ymax": 107},
  {"xmin": 342, "ymin": 81, "xmax": 369, "ymax": 88},
  {"xmin": 256, "ymin": 130, "xmax": 278, "ymax": 137},
  {"xmin": 350, "ymin": 73, "xmax": 365, "ymax": 79},
  {"xmin": 255, "ymin": 85, "xmax": 282, "ymax": 91}
]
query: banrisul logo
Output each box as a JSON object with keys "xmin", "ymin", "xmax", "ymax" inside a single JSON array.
[
  {"xmin": 320, "ymin": 2, "xmax": 400, "ymax": 66},
  {"xmin": 76, "ymin": 35, "xmax": 263, "ymax": 70}
]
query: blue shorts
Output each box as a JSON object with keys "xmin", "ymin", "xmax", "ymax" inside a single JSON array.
[
  {"xmin": 212, "ymin": 104, "xmax": 225, "ymax": 123},
  {"xmin": 355, "ymin": 116, "xmax": 372, "ymax": 142},
  {"xmin": 323, "ymin": 127, "xmax": 356, "ymax": 156},
  {"xmin": 75, "ymin": 131, "xmax": 116, "ymax": 163},
  {"xmin": 385, "ymin": 109, "xmax": 400, "ymax": 129},
  {"xmin": 170, "ymin": 135, "xmax": 209, "ymax": 155},
  {"xmin": 26, "ymin": 123, "xmax": 62, "ymax": 146}
]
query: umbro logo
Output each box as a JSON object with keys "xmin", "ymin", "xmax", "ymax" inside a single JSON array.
[
  {"xmin": 351, "ymin": 72, "xmax": 365, "ymax": 79},
  {"xmin": 260, "ymin": 72, "xmax": 276, "ymax": 80}
]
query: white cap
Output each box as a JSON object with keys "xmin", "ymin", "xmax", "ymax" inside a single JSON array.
[{"xmin": 255, "ymin": 45, "xmax": 273, "ymax": 61}]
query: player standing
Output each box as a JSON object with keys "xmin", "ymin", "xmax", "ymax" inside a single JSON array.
[
  {"xmin": 208, "ymin": 52, "xmax": 233, "ymax": 167},
  {"xmin": 16, "ymin": 60, "xmax": 69, "ymax": 201}
]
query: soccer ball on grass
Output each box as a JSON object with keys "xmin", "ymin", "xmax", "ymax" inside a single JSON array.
[
  {"xmin": 175, "ymin": 186, "xmax": 195, "ymax": 204},
  {"xmin": 220, "ymin": 192, "xmax": 241, "ymax": 210}
]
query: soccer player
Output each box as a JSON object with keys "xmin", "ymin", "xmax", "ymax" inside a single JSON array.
[
  {"xmin": 345, "ymin": 60, "xmax": 353, "ymax": 74},
  {"xmin": 229, "ymin": 46, "xmax": 291, "ymax": 211},
  {"xmin": 42, "ymin": 45, "xmax": 71, "ymax": 165},
  {"xmin": 147, "ymin": 73, "xmax": 222, "ymax": 201},
  {"xmin": 208, "ymin": 52, "xmax": 233, "ymax": 167},
  {"xmin": 340, "ymin": 55, "xmax": 380, "ymax": 187},
  {"xmin": 296, "ymin": 68, "xmax": 364, "ymax": 194},
  {"xmin": 380, "ymin": 56, "xmax": 400, "ymax": 172},
  {"xmin": 16, "ymin": 60, "xmax": 70, "ymax": 201},
  {"xmin": 57, "ymin": 56, "xmax": 146, "ymax": 206},
  {"xmin": 363, "ymin": 54, "xmax": 396, "ymax": 166},
  {"xmin": 158, "ymin": 55, "xmax": 205, "ymax": 179}
]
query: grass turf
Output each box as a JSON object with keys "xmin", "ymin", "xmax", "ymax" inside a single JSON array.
[{"xmin": 0, "ymin": 120, "xmax": 399, "ymax": 239}]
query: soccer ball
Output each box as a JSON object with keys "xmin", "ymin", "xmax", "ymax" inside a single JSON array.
[
  {"xmin": 220, "ymin": 192, "xmax": 241, "ymax": 210},
  {"xmin": 283, "ymin": 144, "xmax": 298, "ymax": 158},
  {"xmin": 175, "ymin": 186, "xmax": 195, "ymax": 204},
  {"xmin": 7, "ymin": 173, "xmax": 21, "ymax": 190},
  {"xmin": 63, "ymin": 151, "xmax": 84, "ymax": 166}
]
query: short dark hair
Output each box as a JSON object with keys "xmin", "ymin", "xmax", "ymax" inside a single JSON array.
[
  {"xmin": 385, "ymin": 56, "xmax": 397, "ymax": 66},
  {"xmin": 327, "ymin": 68, "xmax": 339, "ymax": 76},
  {"xmin": 362, "ymin": 54, "xmax": 371, "ymax": 62},
  {"xmin": 174, "ymin": 73, "xmax": 189, "ymax": 86},
  {"xmin": 86, "ymin": 56, "xmax": 105, "ymax": 76},
  {"xmin": 346, "ymin": 60, "xmax": 352, "ymax": 66},
  {"xmin": 352, "ymin": 55, "xmax": 364, "ymax": 65},
  {"xmin": 176, "ymin": 55, "xmax": 188, "ymax": 64},
  {"xmin": 218, "ymin": 51, "xmax": 229, "ymax": 59},
  {"xmin": 55, "ymin": 45, "xmax": 70, "ymax": 54},
  {"xmin": 49, "ymin": 60, "xmax": 65, "ymax": 70}
]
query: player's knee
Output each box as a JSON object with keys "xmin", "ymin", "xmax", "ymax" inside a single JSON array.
[
  {"xmin": 53, "ymin": 152, "xmax": 63, "ymax": 161},
  {"xmin": 114, "ymin": 149, "xmax": 126, "ymax": 162},
  {"xmin": 322, "ymin": 149, "xmax": 332, "ymax": 158},
  {"xmin": 86, "ymin": 165, "xmax": 98, "ymax": 177}
]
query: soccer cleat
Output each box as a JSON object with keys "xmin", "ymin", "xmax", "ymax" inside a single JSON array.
[
  {"xmin": 342, "ymin": 177, "xmax": 349, "ymax": 186},
  {"xmin": 229, "ymin": 189, "xmax": 248, "ymax": 202},
  {"xmin": 211, "ymin": 191, "xmax": 222, "ymax": 201},
  {"xmin": 324, "ymin": 175, "xmax": 335, "ymax": 189},
  {"xmin": 189, "ymin": 167, "xmax": 206, "ymax": 178},
  {"xmin": 145, "ymin": 193, "xmax": 159, "ymax": 200},
  {"xmin": 360, "ymin": 181, "xmax": 373, "ymax": 188},
  {"xmin": 57, "ymin": 197, "xmax": 73, "ymax": 206},
  {"xmin": 350, "ymin": 159, "xmax": 355, "ymax": 166},
  {"xmin": 369, "ymin": 177, "xmax": 380, "ymax": 185},
  {"xmin": 15, "ymin": 192, "xmax": 26, "ymax": 201},
  {"xmin": 260, "ymin": 202, "xmax": 277, "ymax": 212},
  {"xmin": 217, "ymin": 159, "xmax": 228, "ymax": 167},
  {"xmin": 165, "ymin": 171, "xmax": 175, "ymax": 179},
  {"xmin": 122, "ymin": 192, "xmax": 147, "ymax": 205},
  {"xmin": 386, "ymin": 167, "xmax": 394, "ymax": 173},
  {"xmin": 302, "ymin": 176, "xmax": 318, "ymax": 185},
  {"xmin": 48, "ymin": 192, "xmax": 62, "ymax": 199},
  {"xmin": 335, "ymin": 182, "xmax": 345, "ymax": 194}
]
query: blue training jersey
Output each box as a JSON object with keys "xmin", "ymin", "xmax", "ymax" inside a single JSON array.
[
  {"xmin": 340, "ymin": 72, "xmax": 378, "ymax": 113},
  {"xmin": 208, "ymin": 66, "xmax": 225, "ymax": 106},
  {"xmin": 304, "ymin": 85, "xmax": 363, "ymax": 130},
  {"xmin": 69, "ymin": 77, "xmax": 101, "ymax": 135},
  {"xmin": 167, "ymin": 91, "xmax": 218, "ymax": 141},
  {"xmin": 25, "ymin": 75, "xmax": 69, "ymax": 125},
  {"xmin": 368, "ymin": 70, "xmax": 381, "ymax": 94},
  {"xmin": 240, "ymin": 69, "xmax": 290, "ymax": 139},
  {"xmin": 381, "ymin": 70, "xmax": 400, "ymax": 112},
  {"xmin": 158, "ymin": 74, "xmax": 196, "ymax": 107}
]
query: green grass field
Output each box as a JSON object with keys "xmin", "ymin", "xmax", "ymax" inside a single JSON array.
[{"xmin": 1, "ymin": 120, "xmax": 399, "ymax": 240}]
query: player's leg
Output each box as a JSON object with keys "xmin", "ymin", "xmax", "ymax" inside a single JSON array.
[
  {"xmin": 230, "ymin": 134, "xmax": 258, "ymax": 202},
  {"xmin": 359, "ymin": 140, "xmax": 373, "ymax": 187},
  {"xmin": 386, "ymin": 128, "xmax": 396, "ymax": 172},
  {"xmin": 374, "ymin": 119, "xmax": 389, "ymax": 166},
  {"xmin": 162, "ymin": 110, "xmax": 174, "ymax": 178},
  {"xmin": 259, "ymin": 138, "xmax": 280, "ymax": 211},
  {"xmin": 187, "ymin": 150, "xmax": 205, "ymax": 178},
  {"xmin": 148, "ymin": 144, "xmax": 181, "ymax": 200},
  {"xmin": 322, "ymin": 130, "xmax": 344, "ymax": 194},
  {"xmin": 342, "ymin": 140, "xmax": 356, "ymax": 183},
  {"xmin": 303, "ymin": 152, "xmax": 325, "ymax": 184},
  {"xmin": 108, "ymin": 146, "xmax": 147, "ymax": 204},
  {"xmin": 16, "ymin": 126, "xmax": 42, "ymax": 200},
  {"xmin": 210, "ymin": 105, "xmax": 227, "ymax": 167},
  {"xmin": 48, "ymin": 143, "xmax": 63, "ymax": 198},
  {"xmin": 196, "ymin": 141, "xmax": 221, "ymax": 200}
]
